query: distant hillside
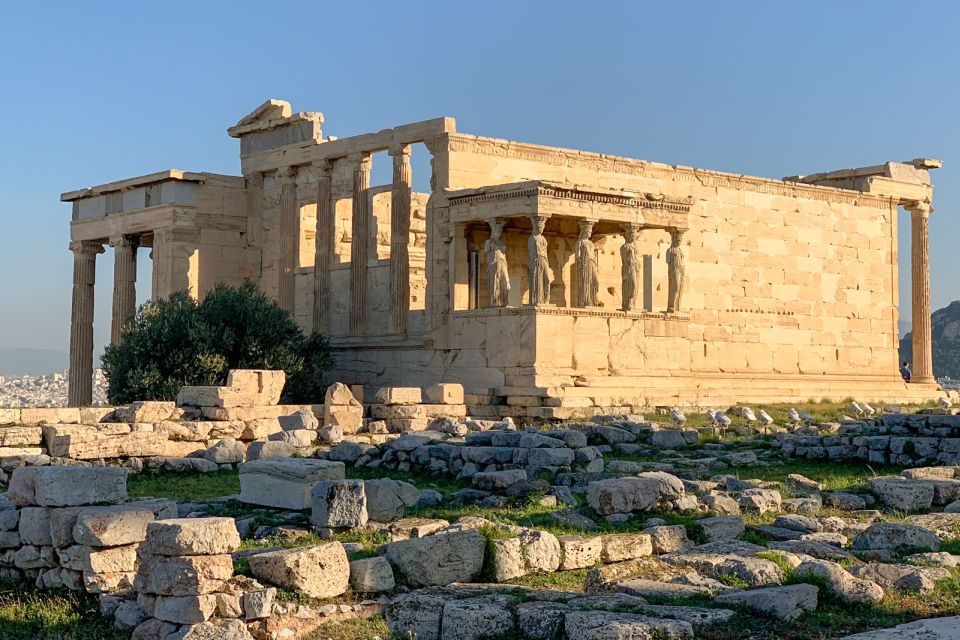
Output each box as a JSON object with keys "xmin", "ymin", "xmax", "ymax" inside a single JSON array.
[
  {"xmin": 898, "ymin": 320, "xmax": 912, "ymax": 339},
  {"xmin": 900, "ymin": 301, "xmax": 960, "ymax": 380},
  {"xmin": 0, "ymin": 349, "xmax": 68, "ymax": 377}
]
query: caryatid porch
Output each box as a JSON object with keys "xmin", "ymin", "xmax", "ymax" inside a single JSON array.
[{"xmin": 446, "ymin": 181, "xmax": 693, "ymax": 314}]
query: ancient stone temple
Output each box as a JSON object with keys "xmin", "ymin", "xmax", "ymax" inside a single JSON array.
[{"xmin": 62, "ymin": 99, "xmax": 943, "ymax": 412}]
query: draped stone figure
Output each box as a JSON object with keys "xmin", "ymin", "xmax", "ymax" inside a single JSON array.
[
  {"xmin": 620, "ymin": 224, "xmax": 642, "ymax": 311},
  {"xmin": 484, "ymin": 219, "xmax": 510, "ymax": 307},
  {"xmin": 527, "ymin": 215, "xmax": 552, "ymax": 305},
  {"xmin": 575, "ymin": 220, "xmax": 600, "ymax": 307},
  {"xmin": 666, "ymin": 228, "xmax": 685, "ymax": 313}
]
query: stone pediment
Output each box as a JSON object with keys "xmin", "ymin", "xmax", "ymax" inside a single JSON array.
[{"xmin": 228, "ymin": 99, "xmax": 324, "ymax": 139}]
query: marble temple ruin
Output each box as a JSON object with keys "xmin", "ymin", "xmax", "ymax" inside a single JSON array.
[{"xmin": 61, "ymin": 99, "xmax": 943, "ymax": 412}]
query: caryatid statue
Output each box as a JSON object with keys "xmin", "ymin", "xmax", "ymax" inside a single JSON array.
[
  {"xmin": 666, "ymin": 228, "xmax": 685, "ymax": 313},
  {"xmin": 527, "ymin": 215, "xmax": 553, "ymax": 305},
  {"xmin": 484, "ymin": 218, "xmax": 510, "ymax": 307},
  {"xmin": 620, "ymin": 223, "xmax": 642, "ymax": 311},
  {"xmin": 575, "ymin": 220, "xmax": 600, "ymax": 307}
]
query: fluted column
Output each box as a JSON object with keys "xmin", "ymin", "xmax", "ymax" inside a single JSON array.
[
  {"xmin": 68, "ymin": 240, "xmax": 103, "ymax": 407},
  {"xmin": 908, "ymin": 201, "xmax": 935, "ymax": 383},
  {"xmin": 389, "ymin": 145, "xmax": 412, "ymax": 335},
  {"xmin": 349, "ymin": 153, "xmax": 372, "ymax": 335},
  {"xmin": 312, "ymin": 160, "xmax": 333, "ymax": 334},
  {"xmin": 110, "ymin": 235, "xmax": 139, "ymax": 345},
  {"xmin": 277, "ymin": 167, "xmax": 298, "ymax": 314}
]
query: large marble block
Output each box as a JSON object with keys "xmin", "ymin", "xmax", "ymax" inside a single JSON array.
[{"xmin": 239, "ymin": 458, "xmax": 346, "ymax": 510}]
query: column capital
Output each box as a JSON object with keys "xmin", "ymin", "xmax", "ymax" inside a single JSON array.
[
  {"xmin": 246, "ymin": 171, "xmax": 264, "ymax": 188},
  {"xmin": 906, "ymin": 200, "xmax": 933, "ymax": 216},
  {"xmin": 109, "ymin": 235, "xmax": 140, "ymax": 249},
  {"xmin": 277, "ymin": 166, "xmax": 298, "ymax": 181},
  {"xmin": 389, "ymin": 144, "xmax": 412, "ymax": 157},
  {"xmin": 348, "ymin": 151, "xmax": 372, "ymax": 167},
  {"xmin": 313, "ymin": 158, "xmax": 333, "ymax": 177},
  {"xmin": 69, "ymin": 240, "xmax": 104, "ymax": 255}
]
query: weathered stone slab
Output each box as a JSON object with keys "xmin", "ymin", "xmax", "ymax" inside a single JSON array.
[
  {"xmin": 43, "ymin": 424, "xmax": 166, "ymax": 459},
  {"xmin": 135, "ymin": 554, "xmax": 234, "ymax": 596},
  {"xmin": 48, "ymin": 499, "xmax": 177, "ymax": 548},
  {"xmin": 145, "ymin": 518, "xmax": 241, "ymax": 556},
  {"xmin": 176, "ymin": 386, "xmax": 248, "ymax": 409},
  {"xmin": 587, "ymin": 472, "xmax": 685, "ymax": 515},
  {"xmin": 226, "ymin": 369, "xmax": 285, "ymax": 406},
  {"xmin": 73, "ymin": 510, "xmax": 154, "ymax": 547},
  {"xmin": 374, "ymin": 387, "xmax": 422, "ymax": 405},
  {"xmin": 715, "ymin": 584, "xmax": 818, "ymax": 621},
  {"xmin": 349, "ymin": 556, "xmax": 395, "ymax": 592},
  {"xmin": 311, "ymin": 480, "xmax": 368, "ymax": 529},
  {"xmin": 0, "ymin": 426, "xmax": 43, "ymax": 447},
  {"xmin": 247, "ymin": 542, "xmax": 349, "ymax": 598},
  {"xmin": 425, "ymin": 383, "xmax": 464, "ymax": 405},
  {"xmin": 385, "ymin": 529, "xmax": 486, "ymax": 587},
  {"xmin": 238, "ymin": 458, "xmax": 345, "ymax": 510},
  {"xmin": 10, "ymin": 467, "xmax": 128, "ymax": 507},
  {"xmin": 564, "ymin": 610, "xmax": 694, "ymax": 639}
]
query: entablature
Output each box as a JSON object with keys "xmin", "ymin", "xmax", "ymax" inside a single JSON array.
[{"xmin": 446, "ymin": 181, "xmax": 693, "ymax": 231}]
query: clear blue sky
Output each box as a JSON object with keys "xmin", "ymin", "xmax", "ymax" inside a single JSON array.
[{"xmin": 0, "ymin": 0, "xmax": 957, "ymax": 369}]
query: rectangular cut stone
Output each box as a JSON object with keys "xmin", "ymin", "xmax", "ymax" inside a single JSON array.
[
  {"xmin": 145, "ymin": 518, "xmax": 241, "ymax": 556},
  {"xmin": 424, "ymin": 383, "xmax": 465, "ymax": 405},
  {"xmin": 0, "ymin": 426, "xmax": 43, "ymax": 447},
  {"xmin": 176, "ymin": 386, "xmax": 249, "ymax": 408},
  {"xmin": 73, "ymin": 510, "xmax": 154, "ymax": 547},
  {"xmin": 48, "ymin": 500, "xmax": 177, "ymax": 548},
  {"xmin": 57, "ymin": 544, "xmax": 138, "ymax": 573},
  {"xmin": 0, "ymin": 447, "xmax": 43, "ymax": 457},
  {"xmin": 135, "ymin": 554, "xmax": 234, "ymax": 596},
  {"xmin": 247, "ymin": 542, "xmax": 349, "ymax": 599},
  {"xmin": 226, "ymin": 369, "xmax": 286, "ymax": 405},
  {"xmin": 153, "ymin": 594, "xmax": 218, "ymax": 624},
  {"xmin": 559, "ymin": 535, "xmax": 603, "ymax": 570},
  {"xmin": 374, "ymin": 387, "xmax": 422, "ymax": 405},
  {"xmin": 121, "ymin": 401, "xmax": 177, "ymax": 423},
  {"xmin": 0, "ymin": 408, "xmax": 20, "ymax": 424},
  {"xmin": 28, "ymin": 467, "xmax": 128, "ymax": 507},
  {"xmin": 239, "ymin": 458, "xmax": 346, "ymax": 510},
  {"xmin": 602, "ymin": 533, "xmax": 653, "ymax": 562},
  {"xmin": 19, "ymin": 408, "xmax": 80, "ymax": 425},
  {"xmin": 43, "ymin": 423, "xmax": 166, "ymax": 459},
  {"xmin": 18, "ymin": 507, "xmax": 52, "ymax": 545},
  {"xmin": 200, "ymin": 405, "xmax": 318, "ymax": 421}
]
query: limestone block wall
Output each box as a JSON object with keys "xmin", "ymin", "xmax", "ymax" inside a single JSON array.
[{"xmin": 439, "ymin": 134, "xmax": 902, "ymax": 383}]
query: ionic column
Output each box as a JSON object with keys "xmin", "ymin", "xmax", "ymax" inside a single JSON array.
[
  {"xmin": 389, "ymin": 145, "xmax": 412, "ymax": 335},
  {"xmin": 277, "ymin": 167, "xmax": 298, "ymax": 314},
  {"xmin": 908, "ymin": 201, "xmax": 935, "ymax": 383},
  {"xmin": 68, "ymin": 240, "xmax": 104, "ymax": 407},
  {"xmin": 312, "ymin": 160, "xmax": 333, "ymax": 334},
  {"xmin": 349, "ymin": 153, "xmax": 372, "ymax": 335},
  {"xmin": 110, "ymin": 235, "xmax": 139, "ymax": 345}
]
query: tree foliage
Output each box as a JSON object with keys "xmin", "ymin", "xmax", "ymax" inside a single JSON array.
[{"xmin": 102, "ymin": 283, "xmax": 333, "ymax": 405}]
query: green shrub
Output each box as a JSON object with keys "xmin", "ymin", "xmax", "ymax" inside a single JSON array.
[{"xmin": 102, "ymin": 282, "xmax": 333, "ymax": 405}]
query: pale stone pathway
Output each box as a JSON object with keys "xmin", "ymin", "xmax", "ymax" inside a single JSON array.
[{"xmin": 840, "ymin": 616, "xmax": 960, "ymax": 639}]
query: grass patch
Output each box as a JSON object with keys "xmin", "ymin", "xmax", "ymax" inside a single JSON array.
[
  {"xmin": 302, "ymin": 614, "xmax": 390, "ymax": 640},
  {"xmin": 507, "ymin": 568, "xmax": 588, "ymax": 591},
  {"xmin": 127, "ymin": 468, "xmax": 240, "ymax": 502},
  {"xmin": 0, "ymin": 581, "xmax": 125, "ymax": 640}
]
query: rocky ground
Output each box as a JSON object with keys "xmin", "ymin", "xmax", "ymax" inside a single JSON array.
[{"xmin": 6, "ymin": 401, "xmax": 960, "ymax": 639}]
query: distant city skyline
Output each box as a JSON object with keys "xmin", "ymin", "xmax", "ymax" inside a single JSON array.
[{"xmin": 1, "ymin": 1, "xmax": 957, "ymax": 368}]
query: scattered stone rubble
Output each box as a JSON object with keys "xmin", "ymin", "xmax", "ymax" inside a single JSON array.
[
  {"xmin": 778, "ymin": 412, "xmax": 960, "ymax": 466},
  {"xmin": 5, "ymin": 375, "xmax": 960, "ymax": 638}
]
